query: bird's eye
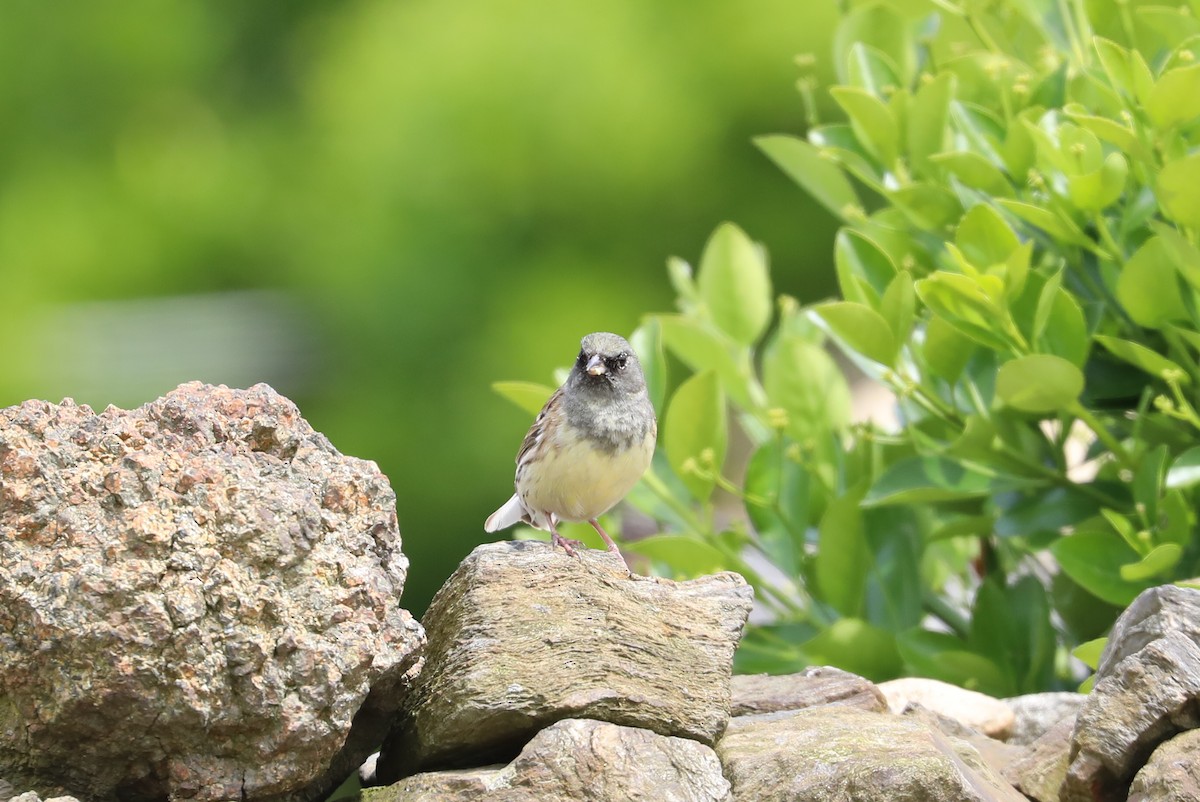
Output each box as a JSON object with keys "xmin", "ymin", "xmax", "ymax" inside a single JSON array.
[
  {"xmin": 577, "ymin": 350, "xmax": 587, "ymax": 367},
  {"xmin": 615, "ymin": 354, "xmax": 628, "ymax": 370}
]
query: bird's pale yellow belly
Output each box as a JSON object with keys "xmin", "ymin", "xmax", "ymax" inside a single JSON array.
[{"xmin": 519, "ymin": 432, "xmax": 654, "ymax": 522}]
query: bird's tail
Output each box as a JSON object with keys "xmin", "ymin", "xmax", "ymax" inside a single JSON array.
[{"xmin": 484, "ymin": 494, "xmax": 525, "ymax": 532}]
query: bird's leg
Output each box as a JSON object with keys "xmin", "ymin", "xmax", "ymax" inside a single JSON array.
[
  {"xmin": 547, "ymin": 518, "xmax": 581, "ymax": 558},
  {"xmin": 589, "ymin": 519, "xmax": 630, "ymax": 570}
]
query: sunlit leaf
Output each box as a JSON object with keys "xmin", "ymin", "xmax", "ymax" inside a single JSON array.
[
  {"xmin": 996, "ymin": 354, "xmax": 1084, "ymax": 413},
  {"xmin": 491, "ymin": 380, "xmax": 554, "ymax": 416},
  {"xmin": 663, "ymin": 370, "xmax": 727, "ymax": 502},
  {"xmin": 811, "ymin": 301, "xmax": 897, "ymax": 366},
  {"xmin": 756, "ymin": 134, "xmax": 859, "ymax": 221},
  {"xmin": 698, "ymin": 222, "xmax": 773, "ymax": 345}
]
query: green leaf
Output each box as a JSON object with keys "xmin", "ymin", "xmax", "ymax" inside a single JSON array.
[
  {"xmin": 629, "ymin": 319, "xmax": 667, "ymax": 414},
  {"xmin": 762, "ymin": 334, "xmax": 851, "ymax": 442},
  {"xmin": 865, "ymin": 456, "xmax": 994, "ymax": 505},
  {"xmin": 811, "ymin": 301, "xmax": 897, "ymax": 365},
  {"xmin": 698, "ymin": 222, "xmax": 772, "ymax": 345},
  {"xmin": 1094, "ymin": 334, "xmax": 1190, "ymax": 384},
  {"xmin": 996, "ymin": 199, "xmax": 1093, "ymax": 246},
  {"xmin": 996, "ymin": 354, "xmax": 1084, "ymax": 413},
  {"xmin": 1158, "ymin": 153, "xmax": 1200, "ymax": 229},
  {"xmin": 816, "ymin": 484, "xmax": 869, "ymax": 617},
  {"xmin": 916, "ymin": 272, "xmax": 1015, "ymax": 351},
  {"xmin": 1120, "ymin": 544, "xmax": 1184, "ymax": 582},
  {"xmin": 956, "ymin": 203, "xmax": 1019, "ymax": 268},
  {"xmin": 908, "ymin": 72, "xmax": 955, "ymax": 176},
  {"xmin": 1072, "ymin": 637, "xmax": 1106, "ymax": 670},
  {"xmin": 755, "ymin": 134, "xmax": 860, "ymax": 222},
  {"xmin": 1094, "ymin": 37, "xmax": 1134, "ymax": 99},
  {"xmin": 1117, "ymin": 237, "xmax": 1189, "ymax": 328},
  {"xmin": 1051, "ymin": 531, "xmax": 1154, "ymax": 606},
  {"xmin": 744, "ymin": 440, "xmax": 810, "ymax": 576},
  {"xmin": 1147, "ymin": 63, "xmax": 1200, "ymax": 128},
  {"xmin": 1039, "ymin": 287, "xmax": 1089, "ymax": 366},
  {"xmin": 897, "ymin": 630, "xmax": 1011, "ymax": 695},
  {"xmin": 657, "ymin": 315, "xmax": 755, "ymax": 410},
  {"xmin": 1067, "ymin": 151, "xmax": 1128, "ymax": 211},
  {"xmin": 663, "ymin": 370, "xmax": 727, "ymax": 502},
  {"xmin": 846, "ymin": 42, "xmax": 901, "ymax": 98},
  {"xmin": 835, "ymin": 229, "xmax": 897, "ymax": 302},
  {"xmin": 880, "ymin": 271, "xmax": 916, "ymax": 344},
  {"xmin": 833, "ymin": 2, "xmax": 915, "ymax": 86},
  {"xmin": 922, "ymin": 315, "xmax": 976, "ymax": 381},
  {"xmin": 1166, "ymin": 446, "xmax": 1200, "ymax": 489},
  {"xmin": 491, "ymin": 381, "xmax": 554, "ymax": 416},
  {"xmin": 830, "ymin": 85, "xmax": 899, "ymax": 167},
  {"xmin": 802, "ymin": 618, "xmax": 903, "ymax": 680},
  {"xmin": 888, "ymin": 182, "xmax": 963, "ymax": 233},
  {"xmin": 623, "ymin": 534, "xmax": 728, "ymax": 577},
  {"xmin": 863, "ymin": 505, "xmax": 924, "ymax": 631},
  {"xmin": 930, "ymin": 151, "xmax": 1013, "ymax": 197},
  {"xmin": 1151, "ymin": 223, "xmax": 1200, "ymax": 291}
]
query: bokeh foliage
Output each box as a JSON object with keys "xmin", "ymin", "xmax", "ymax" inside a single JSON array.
[
  {"xmin": 0, "ymin": 1, "xmax": 844, "ymax": 613},
  {"xmin": 561, "ymin": 0, "xmax": 1200, "ymax": 695}
]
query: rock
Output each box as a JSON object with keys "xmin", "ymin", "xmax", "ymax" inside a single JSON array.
[
  {"xmin": 366, "ymin": 718, "xmax": 730, "ymax": 802},
  {"xmin": 1128, "ymin": 728, "xmax": 1200, "ymax": 802},
  {"xmin": 878, "ymin": 677, "xmax": 1016, "ymax": 739},
  {"xmin": 4, "ymin": 792, "xmax": 81, "ymax": 802},
  {"xmin": 1063, "ymin": 631, "xmax": 1200, "ymax": 802},
  {"xmin": 901, "ymin": 703, "xmax": 1026, "ymax": 778},
  {"xmin": 1005, "ymin": 692, "xmax": 1087, "ymax": 745},
  {"xmin": 0, "ymin": 383, "xmax": 424, "ymax": 802},
  {"xmin": 1095, "ymin": 585, "xmax": 1200, "ymax": 677},
  {"xmin": 376, "ymin": 541, "xmax": 752, "ymax": 780},
  {"xmin": 730, "ymin": 666, "xmax": 886, "ymax": 716},
  {"xmin": 1003, "ymin": 716, "xmax": 1074, "ymax": 802},
  {"xmin": 717, "ymin": 705, "xmax": 1027, "ymax": 802}
]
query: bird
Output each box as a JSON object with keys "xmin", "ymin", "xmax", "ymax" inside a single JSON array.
[{"xmin": 485, "ymin": 331, "xmax": 657, "ymax": 569}]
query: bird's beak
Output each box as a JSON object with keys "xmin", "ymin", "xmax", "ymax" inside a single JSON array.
[{"xmin": 586, "ymin": 354, "xmax": 606, "ymax": 375}]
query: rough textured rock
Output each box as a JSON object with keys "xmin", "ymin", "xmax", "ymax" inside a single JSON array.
[
  {"xmin": 717, "ymin": 705, "xmax": 1027, "ymax": 802},
  {"xmin": 7, "ymin": 795, "xmax": 81, "ymax": 802},
  {"xmin": 730, "ymin": 665, "xmax": 886, "ymax": 716},
  {"xmin": 901, "ymin": 703, "xmax": 1026, "ymax": 779},
  {"xmin": 0, "ymin": 383, "xmax": 424, "ymax": 802},
  {"xmin": 1005, "ymin": 691, "xmax": 1087, "ymax": 746},
  {"xmin": 879, "ymin": 677, "xmax": 1016, "ymax": 739},
  {"xmin": 1003, "ymin": 715, "xmax": 1074, "ymax": 802},
  {"xmin": 376, "ymin": 541, "xmax": 752, "ymax": 780},
  {"xmin": 1095, "ymin": 585, "xmax": 1200, "ymax": 677},
  {"xmin": 367, "ymin": 718, "xmax": 730, "ymax": 802},
  {"xmin": 1128, "ymin": 728, "xmax": 1200, "ymax": 802},
  {"xmin": 1063, "ymin": 631, "xmax": 1200, "ymax": 802}
]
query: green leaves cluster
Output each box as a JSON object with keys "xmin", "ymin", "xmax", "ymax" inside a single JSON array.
[{"xmin": 498, "ymin": 0, "xmax": 1200, "ymax": 694}]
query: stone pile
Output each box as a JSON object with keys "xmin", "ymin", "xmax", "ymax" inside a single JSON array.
[{"xmin": 4, "ymin": 384, "xmax": 1200, "ymax": 802}]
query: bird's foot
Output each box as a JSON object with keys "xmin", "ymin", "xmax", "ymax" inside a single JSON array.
[{"xmin": 550, "ymin": 529, "xmax": 585, "ymax": 558}]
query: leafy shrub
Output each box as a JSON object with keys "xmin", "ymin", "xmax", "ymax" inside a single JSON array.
[{"xmin": 498, "ymin": 0, "xmax": 1200, "ymax": 694}]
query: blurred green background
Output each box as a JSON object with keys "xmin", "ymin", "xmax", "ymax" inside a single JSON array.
[{"xmin": 0, "ymin": 0, "xmax": 844, "ymax": 614}]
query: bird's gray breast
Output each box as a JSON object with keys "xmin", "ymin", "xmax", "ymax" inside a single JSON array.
[{"xmin": 563, "ymin": 389, "xmax": 655, "ymax": 454}]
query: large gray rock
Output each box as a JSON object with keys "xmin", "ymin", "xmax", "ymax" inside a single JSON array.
[
  {"xmin": 1128, "ymin": 728, "xmax": 1200, "ymax": 802},
  {"xmin": 367, "ymin": 718, "xmax": 730, "ymax": 802},
  {"xmin": 718, "ymin": 705, "xmax": 1026, "ymax": 802},
  {"xmin": 376, "ymin": 541, "xmax": 752, "ymax": 780},
  {"xmin": 1095, "ymin": 585, "xmax": 1200, "ymax": 677},
  {"xmin": 730, "ymin": 666, "xmax": 886, "ymax": 716},
  {"xmin": 0, "ymin": 383, "xmax": 424, "ymax": 802},
  {"xmin": 1063, "ymin": 631, "xmax": 1200, "ymax": 802}
]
